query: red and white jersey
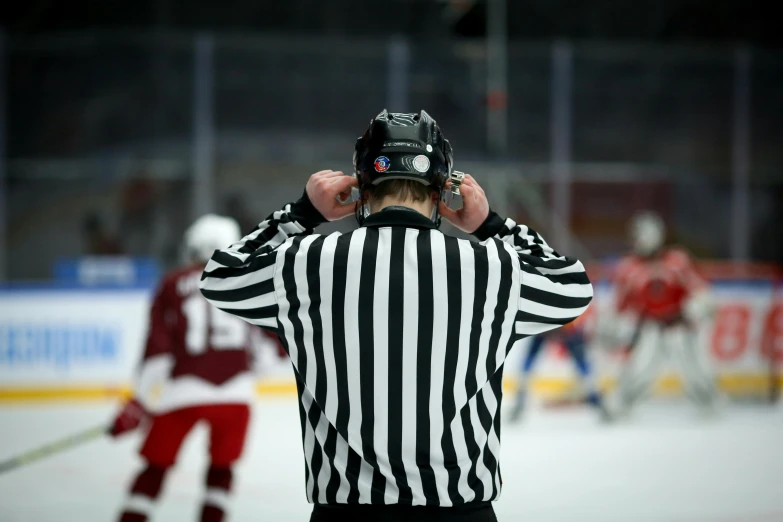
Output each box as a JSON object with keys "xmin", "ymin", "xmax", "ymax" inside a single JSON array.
[
  {"xmin": 136, "ymin": 264, "xmax": 259, "ymax": 413},
  {"xmin": 614, "ymin": 247, "xmax": 706, "ymax": 323}
]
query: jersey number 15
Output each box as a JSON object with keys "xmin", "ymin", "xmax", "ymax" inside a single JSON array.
[{"xmin": 182, "ymin": 294, "xmax": 247, "ymax": 355}]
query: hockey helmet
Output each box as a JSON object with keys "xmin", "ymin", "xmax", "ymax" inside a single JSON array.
[
  {"xmin": 353, "ymin": 110, "xmax": 453, "ymax": 191},
  {"xmin": 184, "ymin": 214, "xmax": 241, "ymax": 263},
  {"xmin": 629, "ymin": 211, "xmax": 665, "ymax": 256}
]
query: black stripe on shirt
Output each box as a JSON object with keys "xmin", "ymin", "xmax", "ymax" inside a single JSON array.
[
  {"xmin": 466, "ymin": 242, "xmax": 489, "ymax": 399},
  {"xmin": 358, "ymin": 228, "xmax": 386, "ymax": 504},
  {"xmin": 326, "ymin": 233, "xmax": 356, "ymax": 502},
  {"xmin": 520, "ymin": 285, "xmax": 593, "ymax": 309},
  {"xmin": 488, "ymin": 371, "xmax": 504, "ymax": 499},
  {"xmin": 414, "ymin": 231, "xmax": 439, "ymax": 505},
  {"xmin": 441, "ymin": 236, "xmax": 464, "ymax": 505},
  {"xmin": 199, "ymin": 279, "xmax": 274, "ymax": 303},
  {"xmin": 387, "ymin": 227, "xmax": 413, "ymax": 504},
  {"xmin": 306, "ymin": 236, "xmax": 327, "ymax": 501},
  {"xmin": 515, "ymin": 310, "xmax": 578, "ymax": 326},
  {"xmin": 486, "ymin": 242, "xmax": 515, "ymax": 378},
  {"xmin": 517, "ymin": 258, "xmax": 591, "ymax": 285},
  {"xmin": 216, "ymin": 305, "xmax": 277, "ymax": 321}
]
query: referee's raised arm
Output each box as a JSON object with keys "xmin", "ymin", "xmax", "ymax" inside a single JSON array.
[
  {"xmin": 440, "ymin": 173, "xmax": 593, "ymax": 343},
  {"xmin": 438, "ymin": 173, "xmax": 593, "ymax": 397},
  {"xmin": 199, "ymin": 110, "xmax": 592, "ymax": 522},
  {"xmin": 199, "ymin": 170, "xmax": 357, "ymax": 332}
]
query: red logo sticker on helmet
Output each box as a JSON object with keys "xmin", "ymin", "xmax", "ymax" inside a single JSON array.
[{"xmin": 374, "ymin": 156, "xmax": 390, "ymax": 172}]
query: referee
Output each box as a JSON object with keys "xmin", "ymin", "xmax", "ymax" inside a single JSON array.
[{"xmin": 200, "ymin": 110, "xmax": 592, "ymax": 521}]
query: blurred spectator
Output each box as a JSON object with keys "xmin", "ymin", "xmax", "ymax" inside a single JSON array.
[
  {"xmin": 118, "ymin": 174, "xmax": 169, "ymax": 258},
  {"xmin": 752, "ymin": 186, "xmax": 783, "ymax": 265},
  {"xmin": 223, "ymin": 194, "xmax": 257, "ymax": 234},
  {"xmin": 82, "ymin": 213, "xmax": 122, "ymax": 255}
]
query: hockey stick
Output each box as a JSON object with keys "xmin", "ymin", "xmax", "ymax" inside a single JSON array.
[
  {"xmin": 541, "ymin": 396, "xmax": 588, "ymax": 408},
  {"xmin": 0, "ymin": 425, "xmax": 108, "ymax": 475}
]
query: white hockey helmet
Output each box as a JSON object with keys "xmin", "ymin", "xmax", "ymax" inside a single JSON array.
[
  {"xmin": 629, "ymin": 211, "xmax": 665, "ymax": 256},
  {"xmin": 183, "ymin": 214, "xmax": 241, "ymax": 263}
]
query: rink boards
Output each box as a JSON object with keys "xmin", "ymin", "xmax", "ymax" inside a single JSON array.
[{"xmin": 0, "ymin": 282, "xmax": 780, "ymax": 401}]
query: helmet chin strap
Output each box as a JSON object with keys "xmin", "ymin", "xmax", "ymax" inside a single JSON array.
[
  {"xmin": 432, "ymin": 186, "xmax": 444, "ymax": 229},
  {"xmin": 354, "ymin": 184, "xmax": 368, "ymax": 226},
  {"xmin": 354, "ymin": 199, "xmax": 364, "ymax": 226}
]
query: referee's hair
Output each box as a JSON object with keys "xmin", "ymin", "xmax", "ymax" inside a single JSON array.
[{"xmin": 366, "ymin": 179, "xmax": 436, "ymax": 204}]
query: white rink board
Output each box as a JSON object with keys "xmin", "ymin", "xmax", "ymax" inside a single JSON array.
[
  {"xmin": 0, "ymin": 282, "xmax": 779, "ymax": 389},
  {"xmin": 0, "ymin": 289, "xmax": 152, "ymax": 385}
]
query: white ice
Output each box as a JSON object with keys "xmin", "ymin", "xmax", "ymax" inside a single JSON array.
[{"xmin": 1, "ymin": 397, "xmax": 782, "ymax": 522}]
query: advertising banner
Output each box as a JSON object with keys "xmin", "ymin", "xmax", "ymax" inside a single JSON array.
[{"xmin": 0, "ymin": 282, "xmax": 779, "ymax": 399}]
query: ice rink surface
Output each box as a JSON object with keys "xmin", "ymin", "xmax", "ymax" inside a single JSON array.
[{"xmin": 1, "ymin": 397, "xmax": 782, "ymax": 522}]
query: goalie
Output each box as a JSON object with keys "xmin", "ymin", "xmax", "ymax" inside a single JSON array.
[{"xmin": 604, "ymin": 211, "xmax": 718, "ymax": 416}]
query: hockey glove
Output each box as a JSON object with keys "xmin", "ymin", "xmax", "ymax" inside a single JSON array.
[{"xmin": 109, "ymin": 398, "xmax": 148, "ymax": 438}]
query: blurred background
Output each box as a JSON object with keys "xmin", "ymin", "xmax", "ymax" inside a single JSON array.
[
  {"xmin": 2, "ymin": 0, "xmax": 782, "ymax": 280},
  {"xmin": 0, "ymin": 1, "xmax": 782, "ymax": 521}
]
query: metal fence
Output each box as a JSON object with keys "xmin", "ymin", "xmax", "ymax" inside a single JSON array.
[{"xmin": 3, "ymin": 33, "xmax": 782, "ymax": 280}]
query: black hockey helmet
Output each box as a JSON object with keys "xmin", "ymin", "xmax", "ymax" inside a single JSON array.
[{"xmin": 353, "ymin": 110, "xmax": 453, "ymax": 191}]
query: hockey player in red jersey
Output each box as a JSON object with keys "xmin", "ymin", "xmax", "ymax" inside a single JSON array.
[
  {"xmin": 110, "ymin": 214, "xmax": 264, "ymax": 522},
  {"xmin": 608, "ymin": 211, "xmax": 718, "ymax": 416}
]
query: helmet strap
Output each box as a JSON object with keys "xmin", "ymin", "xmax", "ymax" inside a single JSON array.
[
  {"xmin": 355, "ymin": 200, "xmax": 364, "ymax": 226},
  {"xmin": 432, "ymin": 186, "xmax": 444, "ymax": 229},
  {"xmin": 355, "ymin": 182, "xmax": 368, "ymax": 226}
]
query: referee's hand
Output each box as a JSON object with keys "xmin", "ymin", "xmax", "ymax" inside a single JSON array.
[
  {"xmin": 438, "ymin": 174, "xmax": 490, "ymax": 233},
  {"xmin": 306, "ymin": 170, "xmax": 359, "ymax": 221}
]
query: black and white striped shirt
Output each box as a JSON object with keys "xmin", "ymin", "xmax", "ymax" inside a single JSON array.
[{"xmin": 200, "ymin": 193, "xmax": 592, "ymax": 506}]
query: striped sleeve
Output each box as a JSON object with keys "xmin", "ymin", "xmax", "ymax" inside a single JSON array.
[
  {"xmin": 473, "ymin": 211, "xmax": 593, "ymax": 338},
  {"xmin": 199, "ymin": 191, "xmax": 328, "ymax": 331}
]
